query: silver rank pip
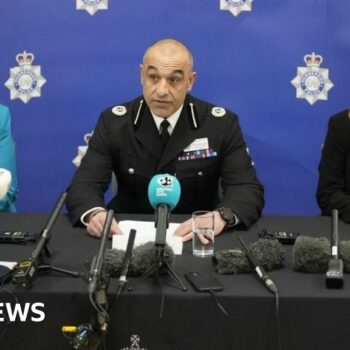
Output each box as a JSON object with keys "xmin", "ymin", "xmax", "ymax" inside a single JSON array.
[
  {"xmin": 291, "ymin": 52, "xmax": 334, "ymax": 105},
  {"xmin": 220, "ymin": 0, "xmax": 253, "ymax": 16},
  {"xmin": 5, "ymin": 51, "xmax": 46, "ymax": 104},
  {"xmin": 76, "ymin": 0, "xmax": 108, "ymax": 15}
]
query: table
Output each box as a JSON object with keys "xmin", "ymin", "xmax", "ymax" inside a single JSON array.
[{"xmin": 0, "ymin": 213, "xmax": 350, "ymax": 350}]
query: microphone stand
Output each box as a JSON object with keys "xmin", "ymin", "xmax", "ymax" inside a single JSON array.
[
  {"xmin": 128, "ymin": 204, "xmax": 187, "ymax": 292},
  {"xmin": 87, "ymin": 209, "xmax": 115, "ymax": 350},
  {"xmin": 12, "ymin": 192, "xmax": 79, "ymax": 288},
  {"xmin": 325, "ymin": 209, "xmax": 344, "ymax": 289}
]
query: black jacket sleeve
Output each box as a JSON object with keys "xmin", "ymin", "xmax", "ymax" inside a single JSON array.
[{"xmin": 316, "ymin": 110, "xmax": 350, "ymax": 223}]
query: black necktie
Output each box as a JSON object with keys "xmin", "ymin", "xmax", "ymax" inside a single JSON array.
[{"xmin": 160, "ymin": 119, "xmax": 170, "ymax": 146}]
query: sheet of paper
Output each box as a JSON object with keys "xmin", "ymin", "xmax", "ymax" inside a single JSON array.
[
  {"xmin": 112, "ymin": 220, "xmax": 183, "ymax": 255},
  {"xmin": 0, "ymin": 261, "xmax": 17, "ymax": 270}
]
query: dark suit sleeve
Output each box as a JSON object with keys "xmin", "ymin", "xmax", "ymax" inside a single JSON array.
[
  {"xmin": 316, "ymin": 114, "xmax": 350, "ymax": 223},
  {"xmin": 66, "ymin": 112, "xmax": 114, "ymax": 226},
  {"xmin": 218, "ymin": 113, "xmax": 264, "ymax": 228}
]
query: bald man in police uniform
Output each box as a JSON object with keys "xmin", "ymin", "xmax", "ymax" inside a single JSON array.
[{"xmin": 66, "ymin": 38, "xmax": 264, "ymax": 240}]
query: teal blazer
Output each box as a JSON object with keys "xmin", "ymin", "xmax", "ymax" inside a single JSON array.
[{"xmin": 0, "ymin": 104, "xmax": 18, "ymax": 212}]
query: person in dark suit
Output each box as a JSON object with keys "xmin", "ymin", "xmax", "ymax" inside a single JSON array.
[
  {"xmin": 67, "ymin": 38, "xmax": 264, "ymax": 239},
  {"xmin": 317, "ymin": 109, "xmax": 350, "ymax": 223}
]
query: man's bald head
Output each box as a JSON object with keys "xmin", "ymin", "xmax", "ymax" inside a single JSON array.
[{"xmin": 143, "ymin": 39, "xmax": 194, "ymax": 72}]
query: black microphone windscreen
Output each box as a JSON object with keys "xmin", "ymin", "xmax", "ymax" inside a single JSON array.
[
  {"xmin": 212, "ymin": 238, "xmax": 284, "ymax": 274},
  {"xmin": 292, "ymin": 236, "xmax": 331, "ymax": 273},
  {"xmin": 251, "ymin": 238, "xmax": 284, "ymax": 271},
  {"xmin": 339, "ymin": 240, "xmax": 350, "ymax": 273},
  {"xmin": 102, "ymin": 243, "xmax": 176, "ymax": 277},
  {"xmin": 212, "ymin": 249, "xmax": 251, "ymax": 274},
  {"xmin": 103, "ymin": 249, "xmax": 125, "ymax": 277},
  {"xmin": 130, "ymin": 242, "xmax": 175, "ymax": 276}
]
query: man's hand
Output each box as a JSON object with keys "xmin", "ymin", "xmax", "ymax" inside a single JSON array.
[
  {"xmin": 86, "ymin": 210, "xmax": 121, "ymax": 238},
  {"xmin": 174, "ymin": 210, "xmax": 226, "ymax": 242}
]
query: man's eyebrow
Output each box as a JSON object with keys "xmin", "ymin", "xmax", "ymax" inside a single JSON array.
[
  {"xmin": 171, "ymin": 69, "xmax": 185, "ymax": 76},
  {"xmin": 145, "ymin": 66, "xmax": 185, "ymax": 76},
  {"xmin": 146, "ymin": 65, "xmax": 158, "ymax": 72}
]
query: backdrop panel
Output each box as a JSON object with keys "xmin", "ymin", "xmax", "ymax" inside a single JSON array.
[{"xmin": 0, "ymin": 0, "xmax": 349, "ymax": 215}]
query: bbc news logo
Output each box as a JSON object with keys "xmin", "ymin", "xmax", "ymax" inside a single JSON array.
[{"xmin": 0, "ymin": 302, "xmax": 45, "ymax": 322}]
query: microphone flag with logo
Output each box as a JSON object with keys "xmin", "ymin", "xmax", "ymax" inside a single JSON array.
[
  {"xmin": 147, "ymin": 174, "xmax": 181, "ymax": 246},
  {"xmin": 148, "ymin": 174, "xmax": 181, "ymax": 210}
]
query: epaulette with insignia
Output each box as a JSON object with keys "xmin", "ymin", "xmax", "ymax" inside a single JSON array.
[
  {"xmin": 211, "ymin": 107, "xmax": 226, "ymax": 118},
  {"xmin": 111, "ymin": 105, "xmax": 127, "ymax": 116}
]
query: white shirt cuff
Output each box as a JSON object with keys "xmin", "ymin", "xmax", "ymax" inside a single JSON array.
[{"xmin": 81, "ymin": 207, "xmax": 105, "ymax": 226}]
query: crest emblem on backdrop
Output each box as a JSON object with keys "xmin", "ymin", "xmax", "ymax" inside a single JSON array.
[
  {"xmin": 120, "ymin": 334, "xmax": 148, "ymax": 350},
  {"xmin": 291, "ymin": 52, "xmax": 334, "ymax": 105},
  {"xmin": 76, "ymin": 0, "xmax": 108, "ymax": 15},
  {"xmin": 72, "ymin": 131, "xmax": 94, "ymax": 167},
  {"xmin": 220, "ymin": 0, "xmax": 253, "ymax": 16},
  {"xmin": 5, "ymin": 51, "xmax": 46, "ymax": 104}
]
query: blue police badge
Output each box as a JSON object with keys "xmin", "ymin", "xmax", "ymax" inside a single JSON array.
[
  {"xmin": 76, "ymin": 0, "xmax": 108, "ymax": 15},
  {"xmin": 5, "ymin": 51, "xmax": 46, "ymax": 104},
  {"xmin": 291, "ymin": 52, "xmax": 334, "ymax": 105},
  {"xmin": 220, "ymin": 0, "xmax": 253, "ymax": 17}
]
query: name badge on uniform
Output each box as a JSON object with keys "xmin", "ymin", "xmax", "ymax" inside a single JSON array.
[{"xmin": 183, "ymin": 138, "xmax": 209, "ymax": 152}]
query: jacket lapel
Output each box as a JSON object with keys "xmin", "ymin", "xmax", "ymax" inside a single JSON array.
[{"xmin": 134, "ymin": 106, "xmax": 163, "ymax": 161}]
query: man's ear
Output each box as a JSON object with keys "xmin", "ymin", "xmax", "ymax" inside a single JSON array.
[
  {"xmin": 187, "ymin": 71, "xmax": 197, "ymax": 91},
  {"xmin": 139, "ymin": 64, "xmax": 144, "ymax": 85}
]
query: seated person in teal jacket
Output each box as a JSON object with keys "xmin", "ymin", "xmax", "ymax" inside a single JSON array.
[{"xmin": 0, "ymin": 104, "xmax": 18, "ymax": 212}]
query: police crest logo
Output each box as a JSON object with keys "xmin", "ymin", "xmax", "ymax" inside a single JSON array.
[
  {"xmin": 220, "ymin": 0, "xmax": 253, "ymax": 16},
  {"xmin": 120, "ymin": 334, "xmax": 148, "ymax": 350},
  {"xmin": 72, "ymin": 131, "xmax": 94, "ymax": 167},
  {"xmin": 291, "ymin": 52, "xmax": 334, "ymax": 105},
  {"xmin": 76, "ymin": 0, "xmax": 108, "ymax": 15},
  {"xmin": 5, "ymin": 51, "xmax": 46, "ymax": 104}
]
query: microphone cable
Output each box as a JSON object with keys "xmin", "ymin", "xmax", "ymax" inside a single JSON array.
[
  {"xmin": 88, "ymin": 291, "xmax": 110, "ymax": 325},
  {"xmin": 0, "ymin": 271, "xmax": 18, "ymax": 339},
  {"xmin": 273, "ymin": 289, "xmax": 282, "ymax": 350},
  {"xmin": 236, "ymin": 237, "xmax": 282, "ymax": 350},
  {"xmin": 207, "ymin": 289, "xmax": 229, "ymax": 317}
]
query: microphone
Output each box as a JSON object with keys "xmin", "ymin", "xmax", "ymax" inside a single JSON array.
[
  {"xmin": 293, "ymin": 236, "xmax": 331, "ymax": 272},
  {"xmin": 130, "ymin": 242, "xmax": 175, "ymax": 276},
  {"xmin": 293, "ymin": 236, "xmax": 350, "ymax": 273},
  {"xmin": 148, "ymin": 174, "xmax": 181, "ymax": 246},
  {"xmin": 0, "ymin": 168, "xmax": 11, "ymax": 199},
  {"xmin": 88, "ymin": 209, "xmax": 114, "ymax": 294},
  {"xmin": 116, "ymin": 229, "xmax": 136, "ymax": 297},
  {"xmin": 12, "ymin": 192, "xmax": 68, "ymax": 288},
  {"xmin": 102, "ymin": 248, "xmax": 126, "ymax": 277},
  {"xmin": 236, "ymin": 236, "xmax": 278, "ymax": 294},
  {"xmin": 102, "ymin": 243, "xmax": 175, "ymax": 277},
  {"xmin": 339, "ymin": 240, "xmax": 350, "ymax": 273},
  {"xmin": 213, "ymin": 238, "xmax": 284, "ymax": 274},
  {"xmin": 325, "ymin": 209, "xmax": 344, "ymax": 288}
]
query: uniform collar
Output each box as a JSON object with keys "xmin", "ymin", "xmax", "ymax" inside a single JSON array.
[{"xmin": 151, "ymin": 105, "xmax": 183, "ymax": 135}]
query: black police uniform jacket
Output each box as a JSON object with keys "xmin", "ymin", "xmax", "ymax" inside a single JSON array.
[
  {"xmin": 67, "ymin": 95, "xmax": 264, "ymax": 228},
  {"xmin": 317, "ymin": 109, "xmax": 350, "ymax": 223}
]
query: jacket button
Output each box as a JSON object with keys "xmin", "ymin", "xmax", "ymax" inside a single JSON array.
[{"xmin": 128, "ymin": 168, "xmax": 135, "ymax": 174}]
